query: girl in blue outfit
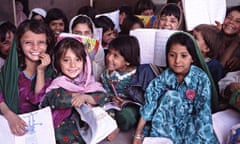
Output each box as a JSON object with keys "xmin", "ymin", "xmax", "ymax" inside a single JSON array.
[
  {"xmin": 101, "ymin": 35, "xmax": 157, "ymax": 132},
  {"xmin": 133, "ymin": 32, "xmax": 219, "ymax": 144}
]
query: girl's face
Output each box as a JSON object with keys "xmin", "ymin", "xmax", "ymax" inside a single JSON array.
[
  {"xmin": 159, "ymin": 14, "xmax": 179, "ymax": 30},
  {"xmin": 168, "ymin": 43, "xmax": 193, "ymax": 80},
  {"xmin": 49, "ymin": 19, "xmax": 65, "ymax": 37},
  {"xmin": 106, "ymin": 48, "xmax": 129, "ymax": 72},
  {"xmin": 102, "ymin": 29, "xmax": 116, "ymax": 46},
  {"xmin": 60, "ymin": 48, "xmax": 84, "ymax": 79},
  {"xmin": 72, "ymin": 23, "xmax": 93, "ymax": 37},
  {"xmin": 193, "ymin": 30, "xmax": 209, "ymax": 58},
  {"xmin": 21, "ymin": 30, "xmax": 47, "ymax": 62},
  {"xmin": 223, "ymin": 10, "xmax": 240, "ymax": 35},
  {"xmin": 0, "ymin": 31, "xmax": 14, "ymax": 58}
]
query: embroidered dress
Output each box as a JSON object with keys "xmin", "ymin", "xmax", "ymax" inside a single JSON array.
[
  {"xmin": 101, "ymin": 69, "xmax": 136, "ymax": 98},
  {"xmin": 141, "ymin": 65, "xmax": 218, "ymax": 144},
  {"xmin": 101, "ymin": 69, "xmax": 140, "ymax": 131}
]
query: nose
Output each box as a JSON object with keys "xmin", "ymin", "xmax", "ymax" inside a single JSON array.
[
  {"xmin": 70, "ymin": 60, "xmax": 76, "ymax": 67},
  {"xmin": 175, "ymin": 55, "xmax": 180, "ymax": 63},
  {"xmin": 31, "ymin": 42, "xmax": 39, "ymax": 50}
]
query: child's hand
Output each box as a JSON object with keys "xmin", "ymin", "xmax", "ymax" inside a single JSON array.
[
  {"xmin": 226, "ymin": 57, "xmax": 240, "ymax": 71},
  {"xmin": 228, "ymin": 83, "xmax": 240, "ymax": 93},
  {"xmin": 71, "ymin": 94, "xmax": 96, "ymax": 107},
  {"xmin": 112, "ymin": 96, "xmax": 124, "ymax": 106},
  {"xmin": 215, "ymin": 20, "xmax": 222, "ymax": 30},
  {"xmin": 37, "ymin": 53, "xmax": 51, "ymax": 71},
  {"xmin": 5, "ymin": 110, "xmax": 27, "ymax": 136}
]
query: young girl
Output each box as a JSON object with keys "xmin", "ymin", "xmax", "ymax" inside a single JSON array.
[
  {"xmin": 193, "ymin": 24, "xmax": 224, "ymax": 89},
  {"xmin": 101, "ymin": 35, "xmax": 157, "ymax": 132},
  {"xmin": 94, "ymin": 16, "xmax": 117, "ymax": 53},
  {"xmin": 133, "ymin": 32, "xmax": 219, "ymax": 144},
  {"xmin": 152, "ymin": 3, "xmax": 183, "ymax": 30},
  {"xmin": 217, "ymin": 6, "xmax": 240, "ymax": 73},
  {"xmin": 0, "ymin": 20, "xmax": 54, "ymax": 136},
  {"xmin": 41, "ymin": 35, "xmax": 116, "ymax": 144},
  {"xmin": 45, "ymin": 8, "xmax": 68, "ymax": 38},
  {"xmin": 28, "ymin": 8, "xmax": 46, "ymax": 22},
  {"xmin": 134, "ymin": 0, "xmax": 155, "ymax": 16},
  {"xmin": 0, "ymin": 21, "xmax": 16, "ymax": 70},
  {"xmin": 69, "ymin": 14, "xmax": 105, "ymax": 81},
  {"xmin": 119, "ymin": 15, "xmax": 144, "ymax": 35}
]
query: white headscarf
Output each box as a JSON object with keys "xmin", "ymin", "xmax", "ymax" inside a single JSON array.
[{"xmin": 28, "ymin": 8, "xmax": 47, "ymax": 20}]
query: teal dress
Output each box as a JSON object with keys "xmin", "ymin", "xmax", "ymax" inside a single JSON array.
[{"xmin": 141, "ymin": 65, "xmax": 219, "ymax": 144}]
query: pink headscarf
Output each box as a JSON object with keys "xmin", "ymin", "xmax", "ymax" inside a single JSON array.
[
  {"xmin": 45, "ymin": 33, "xmax": 105, "ymax": 128},
  {"xmin": 46, "ymin": 33, "xmax": 105, "ymax": 94}
]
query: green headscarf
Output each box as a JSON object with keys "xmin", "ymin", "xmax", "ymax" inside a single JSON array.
[
  {"xmin": 0, "ymin": 36, "xmax": 19, "ymax": 113},
  {"xmin": 0, "ymin": 20, "xmax": 54, "ymax": 114},
  {"xmin": 169, "ymin": 31, "xmax": 219, "ymax": 112}
]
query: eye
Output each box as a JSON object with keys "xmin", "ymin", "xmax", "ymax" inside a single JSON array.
[
  {"xmin": 76, "ymin": 58, "xmax": 82, "ymax": 62},
  {"xmin": 168, "ymin": 53, "xmax": 175, "ymax": 57},
  {"xmin": 170, "ymin": 20, "xmax": 178, "ymax": 24},
  {"xmin": 113, "ymin": 53, "xmax": 119, "ymax": 58},
  {"xmin": 63, "ymin": 58, "xmax": 69, "ymax": 62},
  {"xmin": 181, "ymin": 54, "xmax": 188, "ymax": 58}
]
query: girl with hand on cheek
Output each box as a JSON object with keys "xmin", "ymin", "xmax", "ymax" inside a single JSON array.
[{"xmin": 0, "ymin": 20, "xmax": 54, "ymax": 136}]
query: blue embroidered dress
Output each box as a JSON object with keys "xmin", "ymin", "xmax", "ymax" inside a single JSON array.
[{"xmin": 141, "ymin": 65, "xmax": 218, "ymax": 144}]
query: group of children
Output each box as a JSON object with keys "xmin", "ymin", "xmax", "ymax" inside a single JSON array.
[{"xmin": 0, "ymin": 0, "xmax": 240, "ymax": 144}]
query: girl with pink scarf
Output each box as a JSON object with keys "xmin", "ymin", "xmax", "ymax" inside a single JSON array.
[{"xmin": 41, "ymin": 35, "xmax": 109, "ymax": 144}]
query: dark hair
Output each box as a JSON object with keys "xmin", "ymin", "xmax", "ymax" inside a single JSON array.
[
  {"xmin": 54, "ymin": 37, "xmax": 86, "ymax": 75},
  {"xmin": 108, "ymin": 35, "xmax": 140, "ymax": 66},
  {"xmin": 226, "ymin": 5, "xmax": 240, "ymax": 16},
  {"xmin": 161, "ymin": 4, "xmax": 180, "ymax": 21},
  {"xmin": 167, "ymin": 0, "xmax": 181, "ymax": 4},
  {"xmin": 94, "ymin": 16, "xmax": 115, "ymax": 33},
  {"xmin": 71, "ymin": 15, "xmax": 94, "ymax": 33},
  {"xmin": 134, "ymin": 0, "xmax": 155, "ymax": 15},
  {"xmin": 119, "ymin": 5, "xmax": 133, "ymax": 16},
  {"xmin": 152, "ymin": 3, "xmax": 181, "ymax": 29},
  {"xmin": 16, "ymin": 20, "xmax": 55, "ymax": 70},
  {"xmin": 120, "ymin": 15, "xmax": 144, "ymax": 35},
  {"xmin": 166, "ymin": 32, "xmax": 201, "ymax": 68},
  {"xmin": 193, "ymin": 24, "xmax": 221, "ymax": 58},
  {"xmin": 31, "ymin": 12, "xmax": 45, "ymax": 21},
  {"xmin": 0, "ymin": 21, "xmax": 16, "ymax": 42},
  {"xmin": 77, "ymin": 6, "xmax": 96, "ymax": 21},
  {"xmin": 45, "ymin": 8, "xmax": 69, "ymax": 32}
]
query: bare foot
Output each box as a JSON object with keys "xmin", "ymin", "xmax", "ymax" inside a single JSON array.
[{"xmin": 107, "ymin": 128, "xmax": 120, "ymax": 141}]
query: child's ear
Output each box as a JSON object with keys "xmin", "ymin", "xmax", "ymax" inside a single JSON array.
[{"xmin": 202, "ymin": 46, "xmax": 210, "ymax": 53}]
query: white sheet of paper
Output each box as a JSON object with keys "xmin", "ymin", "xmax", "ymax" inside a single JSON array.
[
  {"xmin": 96, "ymin": 10, "xmax": 120, "ymax": 32},
  {"xmin": 154, "ymin": 30, "xmax": 178, "ymax": 67},
  {"xmin": 130, "ymin": 28, "xmax": 178, "ymax": 66},
  {"xmin": 130, "ymin": 28, "xmax": 156, "ymax": 65},
  {"xmin": 143, "ymin": 137, "xmax": 173, "ymax": 144},
  {"xmin": 75, "ymin": 104, "xmax": 117, "ymax": 144},
  {"xmin": 0, "ymin": 107, "xmax": 55, "ymax": 144},
  {"xmin": 212, "ymin": 109, "xmax": 240, "ymax": 144},
  {"xmin": 182, "ymin": 0, "xmax": 226, "ymax": 31}
]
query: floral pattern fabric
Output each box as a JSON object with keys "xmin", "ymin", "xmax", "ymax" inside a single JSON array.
[{"xmin": 141, "ymin": 65, "xmax": 219, "ymax": 144}]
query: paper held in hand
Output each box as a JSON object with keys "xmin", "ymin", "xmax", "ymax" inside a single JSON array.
[{"xmin": 0, "ymin": 107, "xmax": 56, "ymax": 144}]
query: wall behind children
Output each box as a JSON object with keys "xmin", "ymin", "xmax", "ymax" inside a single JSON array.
[{"xmin": 0, "ymin": 0, "xmax": 239, "ymax": 26}]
